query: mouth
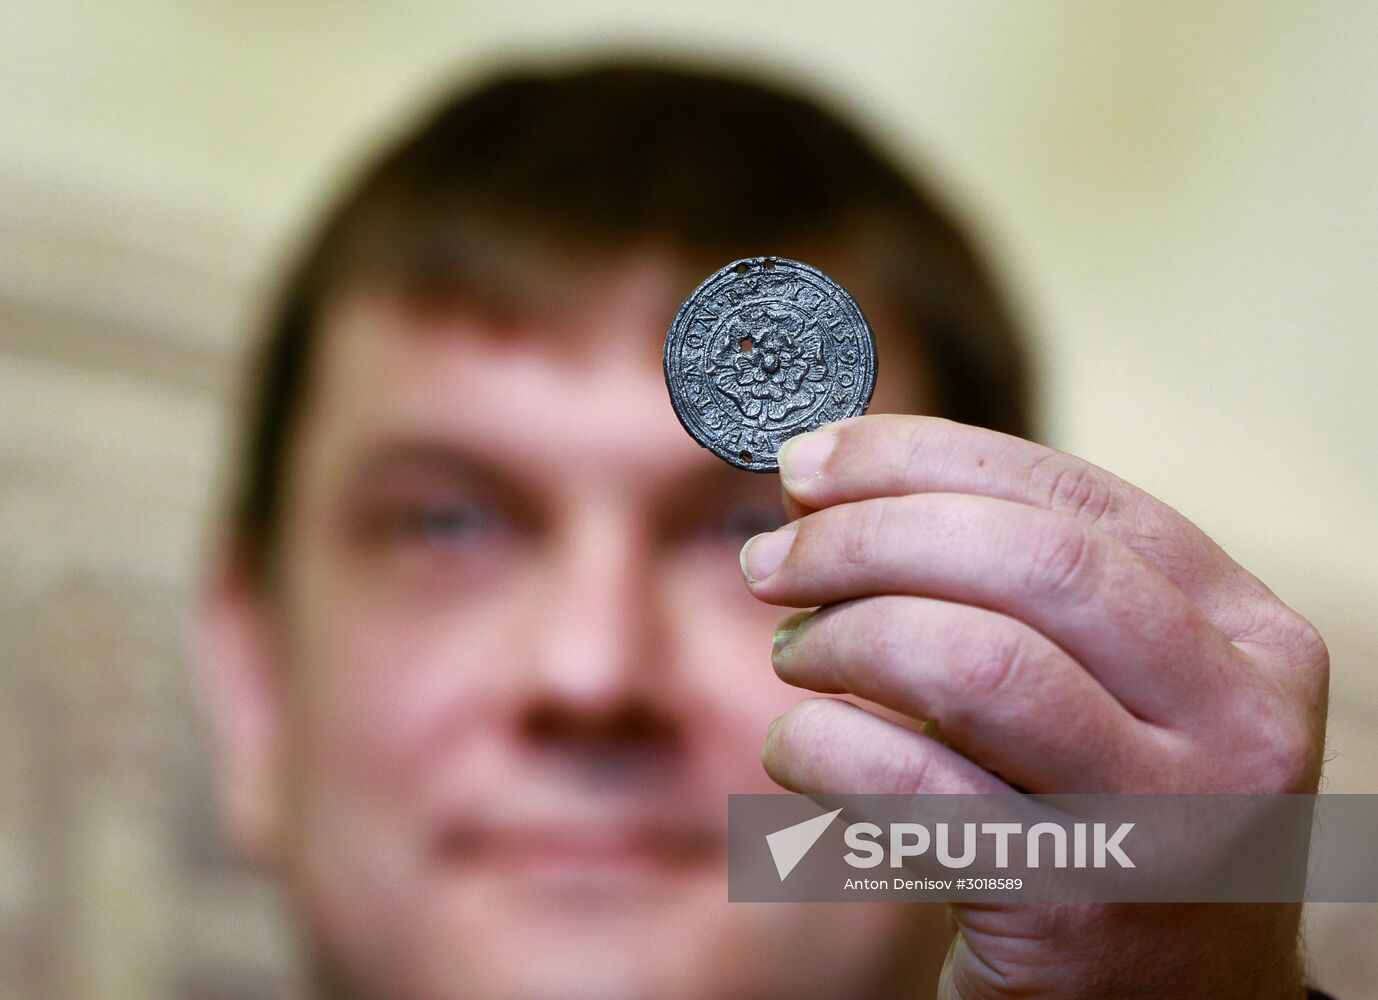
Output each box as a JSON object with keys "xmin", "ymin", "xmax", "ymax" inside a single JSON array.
[{"xmin": 434, "ymin": 821, "xmax": 725, "ymax": 879}]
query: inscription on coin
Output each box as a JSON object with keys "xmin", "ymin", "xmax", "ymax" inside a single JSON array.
[{"xmin": 663, "ymin": 257, "xmax": 878, "ymax": 472}]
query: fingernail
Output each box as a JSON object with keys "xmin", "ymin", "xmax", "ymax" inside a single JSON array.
[
  {"xmin": 779, "ymin": 428, "xmax": 837, "ymax": 487},
  {"xmin": 740, "ymin": 525, "xmax": 796, "ymax": 584},
  {"xmin": 772, "ymin": 610, "xmax": 814, "ymax": 665}
]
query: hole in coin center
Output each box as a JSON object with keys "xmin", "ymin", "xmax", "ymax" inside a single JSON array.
[{"xmin": 739, "ymin": 337, "xmax": 754, "ymax": 353}]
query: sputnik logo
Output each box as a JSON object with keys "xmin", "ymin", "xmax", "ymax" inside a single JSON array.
[{"xmin": 765, "ymin": 807, "xmax": 844, "ymax": 880}]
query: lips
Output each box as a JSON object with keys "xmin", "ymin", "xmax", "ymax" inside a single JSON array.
[{"xmin": 434, "ymin": 819, "xmax": 724, "ymax": 873}]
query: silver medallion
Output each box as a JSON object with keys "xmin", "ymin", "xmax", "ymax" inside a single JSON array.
[{"xmin": 664, "ymin": 257, "xmax": 878, "ymax": 472}]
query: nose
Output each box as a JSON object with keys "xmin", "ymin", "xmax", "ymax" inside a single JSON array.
[{"xmin": 518, "ymin": 502, "xmax": 680, "ymax": 771}]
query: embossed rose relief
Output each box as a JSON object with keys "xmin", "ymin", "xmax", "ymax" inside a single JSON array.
[
  {"xmin": 665, "ymin": 258, "xmax": 877, "ymax": 472},
  {"xmin": 712, "ymin": 302, "xmax": 829, "ymax": 424}
]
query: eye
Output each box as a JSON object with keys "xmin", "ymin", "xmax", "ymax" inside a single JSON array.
[{"xmin": 399, "ymin": 496, "xmax": 504, "ymax": 547}]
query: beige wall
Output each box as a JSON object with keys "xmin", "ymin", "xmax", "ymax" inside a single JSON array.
[{"xmin": 2, "ymin": 2, "xmax": 1374, "ymax": 998}]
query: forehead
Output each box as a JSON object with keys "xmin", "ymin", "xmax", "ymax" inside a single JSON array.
[
  {"xmin": 306, "ymin": 259, "xmax": 697, "ymax": 490},
  {"xmin": 299, "ymin": 256, "xmax": 927, "ymax": 494}
]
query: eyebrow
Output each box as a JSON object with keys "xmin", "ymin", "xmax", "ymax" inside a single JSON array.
[
  {"xmin": 342, "ymin": 439, "xmax": 529, "ymax": 498},
  {"xmin": 340, "ymin": 435, "xmax": 780, "ymax": 516}
]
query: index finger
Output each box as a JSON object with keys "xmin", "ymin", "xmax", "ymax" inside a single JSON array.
[{"xmin": 776, "ymin": 414, "xmax": 1276, "ymax": 634}]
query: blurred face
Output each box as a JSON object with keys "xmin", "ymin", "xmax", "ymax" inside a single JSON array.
[{"xmin": 217, "ymin": 255, "xmax": 946, "ymax": 999}]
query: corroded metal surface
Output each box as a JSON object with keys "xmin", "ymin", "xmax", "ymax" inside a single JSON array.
[{"xmin": 664, "ymin": 257, "xmax": 877, "ymax": 472}]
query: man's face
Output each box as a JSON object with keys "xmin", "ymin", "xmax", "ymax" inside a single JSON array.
[{"xmin": 218, "ymin": 256, "xmax": 944, "ymax": 999}]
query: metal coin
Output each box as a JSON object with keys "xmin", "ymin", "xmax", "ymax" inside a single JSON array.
[{"xmin": 663, "ymin": 256, "xmax": 878, "ymax": 472}]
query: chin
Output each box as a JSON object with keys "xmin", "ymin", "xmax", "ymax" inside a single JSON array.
[
  {"xmin": 298, "ymin": 844, "xmax": 933, "ymax": 1000},
  {"xmin": 411, "ymin": 865, "xmax": 728, "ymax": 998},
  {"xmin": 323, "ymin": 875, "xmax": 916, "ymax": 1000}
]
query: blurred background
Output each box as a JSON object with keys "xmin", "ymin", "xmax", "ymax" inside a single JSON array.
[{"xmin": 1, "ymin": 1, "xmax": 1374, "ymax": 998}]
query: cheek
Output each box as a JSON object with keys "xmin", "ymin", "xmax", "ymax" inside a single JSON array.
[
  {"xmin": 665, "ymin": 553, "xmax": 806, "ymax": 777},
  {"xmin": 285, "ymin": 568, "xmax": 533, "ymax": 795}
]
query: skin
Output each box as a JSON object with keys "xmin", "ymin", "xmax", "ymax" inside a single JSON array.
[
  {"xmin": 197, "ymin": 256, "xmax": 948, "ymax": 1000},
  {"xmin": 196, "ymin": 255, "xmax": 1328, "ymax": 999},
  {"xmin": 755, "ymin": 415, "xmax": 1330, "ymax": 998}
]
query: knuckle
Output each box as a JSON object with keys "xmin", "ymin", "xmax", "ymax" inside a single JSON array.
[
  {"xmin": 795, "ymin": 605, "xmax": 854, "ymax": 688},
  {"xmin": 834, "ymin": 601, "xmax": 907, "ymax": 690},
  {"xmin": 1239, "ymin": 608, "xmax": 1331, "ymax": 695},
  {"xmin": 874, "ymin": 739, "xmax": 936, "ymax": 795},
  {"xmin": 1029, "ymin": 452, "xmax": 1114, "ymax": 522},
  {"xmin": 893, "ymin": 416, "xmax": 937, "ymax": 480},
  {"xmin": 1022, "ymin": 520, "xmax": 1098, "ymax": 598},
  {"xmin": 835, "ymin": 500, "xmax": 890, "ymax": 572},
  {"xmin": 1285, "ymin": 615, "xmax": 1330, "ymax": 670},
  {"xmin": 1223, "ymin": 693, "xmax": 1322, "ymax": 793},
  {"xmin": 1252, "ymin": 717, "xmax": 1321, "ymax": 792},
  {"xmin": 945, "ymin": 622, "xmax": 1029, "ymax": 719},
  {"xmin": 866, "ymin": 596, "xmax": 915, "ymax": 659}
]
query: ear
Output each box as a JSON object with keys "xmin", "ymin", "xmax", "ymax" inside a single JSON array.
[{"xmin": 190, "ymin": 539, "xmax": 286, "ymax": 867}]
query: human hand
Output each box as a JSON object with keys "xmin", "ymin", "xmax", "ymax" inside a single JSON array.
[{"xmin": 744, "ymin": 415, "xmax": 1329, "ymax": 999}]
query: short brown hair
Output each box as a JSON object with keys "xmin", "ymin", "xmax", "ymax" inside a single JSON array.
[{"xmin": 234, "ymin": 60, "xmax": 1033, "ymax": 579}]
